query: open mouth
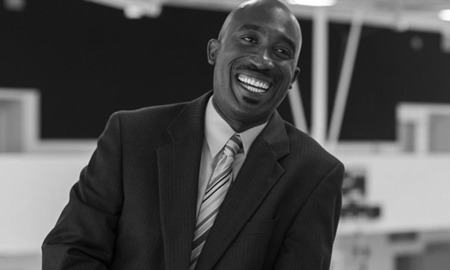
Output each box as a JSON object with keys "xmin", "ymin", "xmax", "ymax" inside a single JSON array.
[{"xmin": 237, "ymin": 74, "xmax": 272, "ymax": 94}]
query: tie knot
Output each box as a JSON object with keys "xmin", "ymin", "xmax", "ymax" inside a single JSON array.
[{"xmin": 223, "ymin": 134, "xmax": 242, "ymax": 157}]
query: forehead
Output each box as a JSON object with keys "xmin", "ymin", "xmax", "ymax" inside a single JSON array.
[{"xmin": 225, "ymin": 3, "xmax": 301, "ymax": 46}]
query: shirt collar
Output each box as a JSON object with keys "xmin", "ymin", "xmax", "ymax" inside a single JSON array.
[{"xmin": 204, "ymin": 97, "xmax": 268, "ymax": 158}]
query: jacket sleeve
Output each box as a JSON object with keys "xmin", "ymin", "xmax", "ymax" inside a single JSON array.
[
  {"xmin": 274, "ymin": 161, "xmax": 344, "ymax": 270},
  {"xmin": 42, "ymin": 113, "xmax": 124, "ymax": 269}
]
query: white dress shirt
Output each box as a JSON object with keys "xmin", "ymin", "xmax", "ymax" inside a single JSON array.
[{"xmin": 196, "ymin": 97, "xmax": 267, "ymax": 215}]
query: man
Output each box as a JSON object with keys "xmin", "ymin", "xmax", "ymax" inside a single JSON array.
[{"xmin": 42, "ymin": 0, "xmax": 344, "ymax": 269}]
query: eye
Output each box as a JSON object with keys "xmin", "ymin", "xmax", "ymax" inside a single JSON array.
[
  {"xmin": 275, "ymin": 47, "xmax": 292, "ymax": 58},
  {"xmin": 241, "ymin": 36, "xmax": 256, "ymax": 44}
]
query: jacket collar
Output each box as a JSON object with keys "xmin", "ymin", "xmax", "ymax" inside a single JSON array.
[{"xmin": 157, "ymin": 91, "xmax": 210, "ymax": 270}]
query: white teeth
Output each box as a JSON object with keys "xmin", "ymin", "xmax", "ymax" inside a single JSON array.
[
  {"xmin": 237, "ymin": 74, "xmax": 271, "ymax": 93},
  {"xmin": 243, "ymin": 85, "xmax": 265, "ymax": 93}
]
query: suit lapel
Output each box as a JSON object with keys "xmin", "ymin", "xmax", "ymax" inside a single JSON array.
[
  {"xmin": 157, "ymin": 93, "xmax": 211, "ymax": 270},
  {"xmin": 196, "ymin": 112, "xmax": 290, "ymax": 270}
]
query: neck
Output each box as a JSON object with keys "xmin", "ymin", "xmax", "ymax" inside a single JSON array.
[{"xmin": 211, "ymin": 99, "xmax": 269, "ymax": 133}]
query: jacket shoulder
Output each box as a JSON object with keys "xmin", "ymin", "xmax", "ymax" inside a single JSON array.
[
  {"xmin": 116, "ymin": 101, "xmax": 189, "ymax": 122},
  {"xmin": 283, "ymin": 121, "xmax": 343, "ymax": 170},
  {"xmin": 110, "ymin": 101, "xmax": 191, "ymax": 131}
]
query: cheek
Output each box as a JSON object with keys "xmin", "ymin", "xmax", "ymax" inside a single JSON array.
[
  {"xmin": 280, "ymin": 67, "xmax": 296, "ymax": 85},
  {"xmin": 214, "ymin": 67, "xmax": 228, "ymax": 86}
]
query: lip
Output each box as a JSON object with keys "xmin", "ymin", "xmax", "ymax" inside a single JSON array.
[{"xmin": 234, "ymin": 72, "xmax": 273, "ymax": 96}]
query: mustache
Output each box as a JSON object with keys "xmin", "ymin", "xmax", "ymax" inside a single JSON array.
[{"xmin": 236, "ymin": 64, "xmax": 272, "ymax": 78}]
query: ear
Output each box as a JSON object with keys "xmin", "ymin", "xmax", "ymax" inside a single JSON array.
[
  {"xmin": 289, "ymin": 67, "xmax": 301, "ymax": 89},
  {"xmin": 207, "ymin": 39, "xmax": 220, "ymax": 65}
]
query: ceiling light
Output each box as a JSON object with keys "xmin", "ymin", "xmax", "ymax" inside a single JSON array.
[
  {"xmin": 439, "ymin": 9, "xmax": 450, "ymax": 21},
  {"xmin": 124, "ymin": 5, "xmax": 145, "ymax": 19},
  {"xmin": 287, "ymin": 0, "xmax": 336, "ymax": 7},
  {"xmin": 4, "ymin": 0, "xmax": 26, "ymax": 11}
]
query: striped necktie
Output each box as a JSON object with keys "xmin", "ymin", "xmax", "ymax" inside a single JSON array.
[{"xmin": 190, "ymin": 134, "xmax": 243, "ymax": 270}]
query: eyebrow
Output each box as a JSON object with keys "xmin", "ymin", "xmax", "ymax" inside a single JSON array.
[{"xmin": 237, "ymin": 23, "xmax": 297, "ymax": 53}]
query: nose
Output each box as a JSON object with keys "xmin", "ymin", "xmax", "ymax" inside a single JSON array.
[{"xmin": 250, "ymin": 49, "xmax": 274, "ymax": 70}]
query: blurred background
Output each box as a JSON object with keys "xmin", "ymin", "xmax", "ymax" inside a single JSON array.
[{"xmin": 1, "ymin": 0, "xmax": 450, "ymax": 269}]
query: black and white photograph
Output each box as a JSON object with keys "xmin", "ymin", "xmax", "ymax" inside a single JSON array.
[{"xmin": 1, "ymin": 0, "xmax": 450, "ymax": 269}]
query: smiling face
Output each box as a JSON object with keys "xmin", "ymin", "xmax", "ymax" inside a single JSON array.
[{"xmin": 208, "ymin": 0, "xmax": 302, "ymax": 132}]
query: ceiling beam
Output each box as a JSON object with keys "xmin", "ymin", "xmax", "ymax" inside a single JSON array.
[{"xmin": 85, "ymin": 0, "xmax": 450, "ymax": 33}]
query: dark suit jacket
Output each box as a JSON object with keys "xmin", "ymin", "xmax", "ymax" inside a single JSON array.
[{"xmin": 42, "ymin": 91, "xmax": 344, "ymax": 270}]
